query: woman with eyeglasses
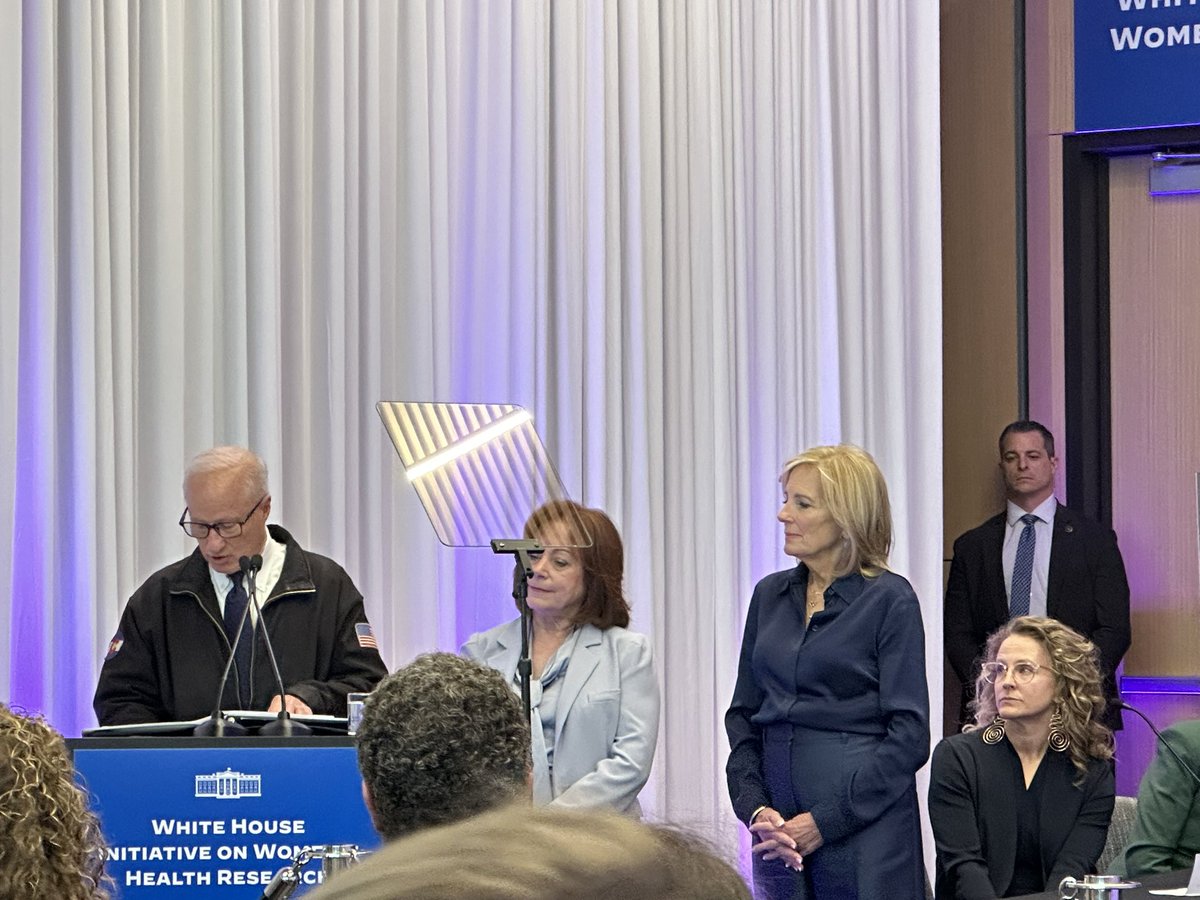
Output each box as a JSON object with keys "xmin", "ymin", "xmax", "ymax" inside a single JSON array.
[{"xmin": 929, "ymin": 616, "xmax": 1115, "ymax": 899}]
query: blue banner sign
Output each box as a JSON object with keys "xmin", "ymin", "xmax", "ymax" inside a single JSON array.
[
  {"xmin": 1075, "ymin": 0, "xmax": 1200, "ymax": 132},
  {"xmin": 70, "ymin": 739, "xmax": 379, "ymax": 898}
]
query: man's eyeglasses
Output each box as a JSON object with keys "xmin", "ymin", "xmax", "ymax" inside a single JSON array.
[
  {"xmin": 980, "ymin": 660, "xmax": 1047, "ymax": 685},
  {"xmin": 179, "ymin": 495, "xmax": 267, "ymax": 539}
]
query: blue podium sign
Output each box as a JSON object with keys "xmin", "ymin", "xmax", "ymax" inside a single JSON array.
[
  {"xmin": 69, "ymin": 738, "xmax": 379, "ymax": 898},
  {"xmin": 1075, "ymin": 0, "xmax": 1200, "ymax": 132}
]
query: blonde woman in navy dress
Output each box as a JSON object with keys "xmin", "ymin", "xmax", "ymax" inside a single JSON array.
[{"xmin": 726, "ymin": 445, "xmax": 930, "ymax": 899}]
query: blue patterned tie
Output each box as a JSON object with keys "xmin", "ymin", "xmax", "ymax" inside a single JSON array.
[
  {"xmin": 223, "ymin": 572, "xmax": 253, "ymax": 708},
  {"xmin": 1009, "ymin": 513, "xmax": 1038, "ymax": 618}
]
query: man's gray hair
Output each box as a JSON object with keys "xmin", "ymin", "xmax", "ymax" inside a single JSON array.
[{"xmin": 182, "ymin": 446, "xmax": 268, "ymax": 498}]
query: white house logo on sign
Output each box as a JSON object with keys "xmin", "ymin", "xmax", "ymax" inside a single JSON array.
[{"xmin": 195, "ymin": 768, "xmax": 263, "ymax": 799}]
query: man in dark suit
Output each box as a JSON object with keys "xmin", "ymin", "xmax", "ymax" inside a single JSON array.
[{"xmin": 944, "ymin": 420, "xmax": 1131, "ymax": 730}]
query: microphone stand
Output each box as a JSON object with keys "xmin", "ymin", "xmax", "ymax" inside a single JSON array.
[
  {"xmin": 490, "ymin": 539, "xmax": 542, "ymax": 719},
  {"xmin": 194, "ymin": 560, "xmax": 255, "ymax": 737},
  {"xmin": 249, "ymin": 554, "xmax": 312, "ymax": 737}
]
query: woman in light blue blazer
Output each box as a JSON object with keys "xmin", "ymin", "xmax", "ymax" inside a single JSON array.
[{"xmin": 462, "ymin": 500, "xmax": 659, "ymax": 815}]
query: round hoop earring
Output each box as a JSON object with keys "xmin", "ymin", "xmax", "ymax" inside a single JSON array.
[
  {"xmin": 1048, "ymin": 708, "xmax": 1070, "ymax": 752},
  {"xmin": 982, "ymin": 715, "xmax": 1006, "ymax": 745}
]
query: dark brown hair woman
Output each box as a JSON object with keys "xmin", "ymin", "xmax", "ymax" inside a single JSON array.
[{"xmin": 462, "ymin": 500, "xmax": 660, "ymax": 814}]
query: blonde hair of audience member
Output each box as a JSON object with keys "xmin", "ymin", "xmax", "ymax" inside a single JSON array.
[
  {"xmin": 310, "ymin": 805, "xmax": 750, "ymax": 900},
  {"xmin": 0, "ymin": 705, "xmax": 111, "ymax": 899},
  {"xmin": 779, "ymin": 444, "xmax": 893, "ymax": 578},
  {"xmin": 969, "ymin": 616, "xmax": 1114, "ymax": 778}
]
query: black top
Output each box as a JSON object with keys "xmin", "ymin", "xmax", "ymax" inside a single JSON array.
[
  {"xmin": 1010, "ymin": 756, "xmax": 1047, "ymax": 896},
  {"xmin": 929, "ymin": 731, "xmax": 1115, "ymax": 900}
]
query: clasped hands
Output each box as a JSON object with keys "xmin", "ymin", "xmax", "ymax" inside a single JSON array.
[{"xmin": 749, "ymin": 807, "xmax": 824, "ymax": 872}]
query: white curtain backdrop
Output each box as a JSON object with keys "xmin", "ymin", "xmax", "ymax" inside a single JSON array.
[{"xmin": 0, "ymin": 0, "xmax": 942, "ymax": 862}]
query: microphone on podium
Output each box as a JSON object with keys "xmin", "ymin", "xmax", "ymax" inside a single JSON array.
[
  {"xmin": 193, "ymin": 555, "xmax": 260, "ymax": 736},
  {"xmin": 247, "ymin": 553, "xmax": 311, "ymax": 736},
  {"xmin": 194, "ymin": 555, "xmax": 311, "ymax": 736}
]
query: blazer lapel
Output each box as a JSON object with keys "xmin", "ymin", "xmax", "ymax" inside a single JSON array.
[
  {"xmin": 489, "ymin": 619, "xmax": 525, "ymax": 684},
  {"xmin": 554, "ymin": 624, "xmax": 602, "ymax": 743},
  {"xmin": 980, "ymin": 739, "xmax": 1020, "ymax": 894}
]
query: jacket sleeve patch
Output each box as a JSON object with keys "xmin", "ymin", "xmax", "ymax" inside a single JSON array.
[
  {"xmin": 354, "ymin": 623, "xmax": 378, "ymax": 649},
  {"xmin": 105, "ymin": 632, "xmax": 125, "ymax": 660}
]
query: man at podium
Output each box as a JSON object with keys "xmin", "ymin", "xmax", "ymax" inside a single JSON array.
[{"xmin": 93, "ymin": 446, "xmax": 387, "ymax": 725}]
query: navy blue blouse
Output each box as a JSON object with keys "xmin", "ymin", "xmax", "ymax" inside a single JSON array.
[{"xmin": 725, "ymin": 564, "xmax": 930, "ymax": 842}]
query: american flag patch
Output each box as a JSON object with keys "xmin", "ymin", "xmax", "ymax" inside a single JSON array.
[{"xmin": 355, "ymin": 623, "xmax": 378, "ymax": 649}]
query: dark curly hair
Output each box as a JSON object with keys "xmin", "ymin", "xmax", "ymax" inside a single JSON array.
[
  {"xmin": 355, "ymin": 653, "xmax": 531, "ymax": 840},
  {"xmin": 0, "ymin": 705, "xmax": 111, "ymax": 898},
  {"xmin": 969, "ymin": 616, "xmax": 1114, "ymax": 777},
  {"xmin": 516, "ymin": 500, "xmax": 630, "ymax": 629}
]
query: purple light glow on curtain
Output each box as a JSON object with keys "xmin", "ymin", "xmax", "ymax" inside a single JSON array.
[
  {"xmin": 8, "ymin": 5, "xmax": 98, "ymax": 736},
  {"xmin": 9, "ymin": 5, "xmax": 50, "ymax": 716}
]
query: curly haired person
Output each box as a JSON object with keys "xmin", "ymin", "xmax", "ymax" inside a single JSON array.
[
  {"xmin": 0, "ymin": 704, "xmax": 111, "ymax": 899},
  {"xmin": 929, "ymin": 617, "xmax": 1115, "ymax": 898},
  {"xmin": 354, "ymin": 652, "xmax": 531, "ymax": 839}
]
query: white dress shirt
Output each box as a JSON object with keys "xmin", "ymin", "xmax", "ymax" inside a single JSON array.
[
  {"xmin": 1001, "ymin": 495, "xmax": 1056, "ymax": 617},
  {"xmin": 209, "ymin": 532, "xmax": 287, "ymax": 623}
]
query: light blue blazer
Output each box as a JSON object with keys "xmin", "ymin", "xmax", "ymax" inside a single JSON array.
[{"xmin": 461, "ymin": 619, "xmax": 660, "ymax": 815}]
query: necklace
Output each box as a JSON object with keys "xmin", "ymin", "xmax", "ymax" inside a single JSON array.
[{"xmin": 806, "ymin": 580, "xmax": 826, "ymax": 618}]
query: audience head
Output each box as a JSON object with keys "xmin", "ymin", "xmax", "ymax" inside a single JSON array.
[
  {"xmin": 971, "ymin": 616, "xmax": 1113, "ymax": 775},
  {"xmin": 355, "ymin": 653, "xmax": 531, "ymax": 840},
  {"xmin": 517, "ymin": 500, "xmax": 630, "ymax": 629},
  {"xmin": 310, "ymin": 805, "xmax": 751, "ymax": 899},
  {"xmin": 0, "ymin": 704, "xmax": 111, "ymax": 899},
  {"xmin": 779, "ymin": 444, "xmax": 892, "ymax": 577}
]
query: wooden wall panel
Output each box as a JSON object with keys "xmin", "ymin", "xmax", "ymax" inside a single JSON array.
[
  {"xmin": 1109, "ymin": 155, "xmax": 1200, "ymax": 678},
  {"xmin": 941, "ymin": 0, "xmax": 1019, "ymax": 553},
  {"xmin": 940, "ymin": 0, "xmax": 1020, "ymax": 734},
  {"xmin": 1025, "ymin": 1, "xmax": 1070, "ymax": 464},
  {"xmin": 1047, "ymin": 0, "xmax": 1074, "ymax": 135}
]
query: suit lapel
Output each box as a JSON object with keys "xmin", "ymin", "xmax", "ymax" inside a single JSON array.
[
  {"xmin": 554, "ymin": 624, "xmax": 602, "ymax": 742},
  {"xmin": 984, "ymin": 514, "xmax": 1010, "ymax": 620},
  {"xmin": 1047, "ymin": 502, "xmax": 1069, "ymax": 614}
]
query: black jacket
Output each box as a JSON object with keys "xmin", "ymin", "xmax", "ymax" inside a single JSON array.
[
  {"xmin": 93, "ymin": 525, "xmax": 387, "ymax": 725},
  {"xmin": 929, "ymin": 731, "xmax": 1114, "ymax": 899},
  {"xmin": 944, "ymin": 503, "xmax": 1130, "ymax": 729}
]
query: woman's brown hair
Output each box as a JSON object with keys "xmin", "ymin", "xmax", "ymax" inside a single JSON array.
[{"xmin": 516, "ymin": 500, "xmax": 630, "ymax": 629}]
